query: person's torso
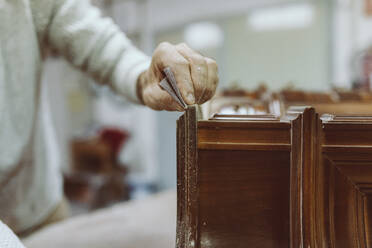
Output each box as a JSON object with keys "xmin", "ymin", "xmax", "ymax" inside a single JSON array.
[
  {"xmin": 0, "ymin": 0, "xmax": 62, "ymax": 233},
  {"xmin": 0, "ymin": 0, "xmax": 41, "ymax": 173}
]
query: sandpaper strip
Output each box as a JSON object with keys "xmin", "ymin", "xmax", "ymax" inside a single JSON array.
[{"xmin": 160, "ymin": 67, "xmax": 187, "ymax": 109}]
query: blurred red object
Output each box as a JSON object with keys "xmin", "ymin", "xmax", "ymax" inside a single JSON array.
[
  {"xmin": 65, "ymin": 127, "xmax": 131, "ymax": 210},
  {"xmin": 366, "ymin": 0, "xmax": 372, "ymax": 16},
  {"xmin": 98, "ymin": 127, "xmax": 129, "ymax": 158}
]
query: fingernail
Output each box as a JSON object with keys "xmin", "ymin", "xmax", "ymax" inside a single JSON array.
[{"xmin": 187, "ymin": 93, "xmax": 195, "ymax": 104}]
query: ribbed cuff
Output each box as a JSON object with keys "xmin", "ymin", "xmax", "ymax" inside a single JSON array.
[{"xmin": 112, "ymin": 49, "xmax": 151, "ymax": 104}]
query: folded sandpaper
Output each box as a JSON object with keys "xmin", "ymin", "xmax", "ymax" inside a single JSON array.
[{"xmin": 159, "ymin": 67, "xmax": 188, "ymax": 109}]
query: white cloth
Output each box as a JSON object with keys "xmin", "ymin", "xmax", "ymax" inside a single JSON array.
[
  {"xmin": 0, "ymin": 221, "xmax": 25, "ymax": 248},
  {"xmin": 0, "ymin": 0, "xmax": 150, "ymax": 233},
  {"xmin": 23, "ymin": 191, "xmax": 176, "ymax": 248}
]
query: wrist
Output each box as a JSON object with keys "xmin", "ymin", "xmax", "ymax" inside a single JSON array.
[{"xmin": 136, "ymin": 70, "xmax": 148, "ymax": 105}]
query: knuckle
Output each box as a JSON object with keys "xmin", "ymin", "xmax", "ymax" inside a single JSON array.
[
  {"xmin": 177, "ymin": 42, "xmax": 187, "ymax": 48},
  {"xmin": 207, "ymin": 58, "xmax": 218, "ymax": 68},
  {"xmin": 163, "ymin": 57, "xmax": 189, "ymax": 69},
  {"xmin": 178, "ymin": 42, "xmax": 188, "ymax": 48},
  {"xmin": 157, "ymin": 42, "xmax": 172, "ymax": 54},
  {"xmin": 174, "ymin": 58, "xmax": 190, "ymax": 68},
  {"xmin": 190, "ymin": 54, "xmax": 205, "ymax": 65},
  {"xmin": 159, "ymin": 54, "xmax": 169, "ymax": 66},
  {"xmin": 159, "ymin": 41, "xmax": 171, "ymax": 48}
]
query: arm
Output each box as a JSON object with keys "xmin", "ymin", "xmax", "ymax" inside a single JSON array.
[
  {"xmin": 31, "ymin": 0, "xmax": 149, "ymax": 103},
  {"xmin": 31, "ymin": 0, "xmax": 218, "ymax": 109}
]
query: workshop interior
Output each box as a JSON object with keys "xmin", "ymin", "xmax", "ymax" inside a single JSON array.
[{"xmin": 1, "ymin": 0, "xmax": 372, "ymax": 247}]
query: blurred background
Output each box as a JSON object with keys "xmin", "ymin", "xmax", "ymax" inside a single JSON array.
[{"xmin": 42, "ymin": 0, "xmax": 372, "ymax": 213}]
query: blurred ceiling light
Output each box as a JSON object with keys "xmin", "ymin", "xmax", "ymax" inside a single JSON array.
[
  {"xmin": 184, "ymin": 22, "xmax": 224, "ymax": 51},
  {"xmin": 248, "ymin": 3, "xmax": 315, "ymax": 31}
]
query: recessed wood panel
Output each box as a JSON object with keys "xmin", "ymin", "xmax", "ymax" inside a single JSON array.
[
  {"xmin": 364, "ymin": 195, "xmax": 372, "ymax": 246},
  {"xmin": 177, "ymin": 105, "xmax": 372, "ymax": 248},
  {"xmin": 326, "ymin": 157, "xmax": 360, "ymax": 248},
  {"xmin": 198, "ymin": 150, "xmax": 290, "ymax": 248},
  {"xmin": 322, "ymin": 152, "xmax": 372, "ymax": 248}
]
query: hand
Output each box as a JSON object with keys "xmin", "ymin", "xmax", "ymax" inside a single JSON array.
[{"xmin": 137, "ymin": 42, "xmax": 219, "ymax": 111}]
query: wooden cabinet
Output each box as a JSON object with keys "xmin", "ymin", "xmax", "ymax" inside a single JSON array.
[{"xmin": 176, "ymin": 105, "xmax": 372, "ymax": 248}]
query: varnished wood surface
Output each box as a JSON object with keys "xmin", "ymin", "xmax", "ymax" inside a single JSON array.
[
  {"xmin": 177, "ymin": 106, "xmax": 372, "ymax": 248},
  {"xmin": 177, "ymin": 106, "xmax": 200, "ymax": 248},
  {"xmin": 206, "ymin": 90, "xmax": 372, "ymax": 117},
  {"xmin": 198, "ymin": 150, "xmax": 290, "ymax": 248},
  {"xmin": 318, "ymin": 115, "xmax": 372, "ymax": 248},
  {"xmin": 178, "ymin": 109, "xmax": 299, "ymax": 248},
  {"xmin": 283, "ymin": 102, "xmax": 372, "ymax": 115}
]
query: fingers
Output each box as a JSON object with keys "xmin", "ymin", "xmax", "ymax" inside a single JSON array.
[
  {"xmin": 142, "ymin": 82, "xmax": 184, "ymax": 111},
  {"xmin": 175, "ymin": 43, "xmax": 219, "ymax": 104},
  {"xmin": 175, "ymin": 43, "xmax": 208, "ymax": 104},
  {"xmin": 154, "ymin": 42, "xmax": 195, "ymax": 105},
  {"xmin": 202, "ymin": 57, "xmax": 219, "ymax": 103},
  {"xmin": 146, "ymin": 42, "xmax": 219, "ymax": 111}
]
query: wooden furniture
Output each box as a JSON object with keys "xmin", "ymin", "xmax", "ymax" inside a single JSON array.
[
  {"xmin": 279, "ymin": 90, "xmax": 372, "ymax": 115},
  {"xmin": 205, "ymin": 89, "xmax": 372, "ymax": 118},
  {"xmin": 205, "ymin": 96, "xmax": 271, "ymax": 117},
  {"xmin": 64, "ymin": 130, "xmax": 130, "ymax": 210},
  {"xmin": 176, "ymin": 105, "xmax": 372, "ymax": 248}
]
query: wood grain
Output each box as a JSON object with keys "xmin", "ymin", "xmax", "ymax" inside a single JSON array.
[{"xmin": 177, "ymin": 106, "xmax": 372, "ymax": 247}]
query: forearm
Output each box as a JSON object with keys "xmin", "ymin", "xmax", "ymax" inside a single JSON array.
[
  {"xmin": 32, "ymin": 0, "xmax": 218, "ymax": 109},
  {"xmin": 37, "ymin": 0, "xmax": 150, "ymax": 103}
]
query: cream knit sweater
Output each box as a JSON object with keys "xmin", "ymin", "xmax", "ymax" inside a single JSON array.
[
  {"xmin": 0, "ymin": 221, "xmax": 25, "ymax": 248},
  {"xmin": 0, "ymin": 0, "xmax": 150, "ymax": 233}
]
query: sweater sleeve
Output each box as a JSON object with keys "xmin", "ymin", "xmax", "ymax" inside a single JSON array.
[
  {"xmin": 0, "ymin": 221, "xmax": 25, "ymax": 248},
  {"xmin": 31, "ymin": 0, "xmax": 150, "ymax": 103}
]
